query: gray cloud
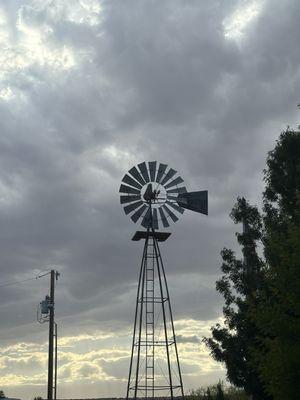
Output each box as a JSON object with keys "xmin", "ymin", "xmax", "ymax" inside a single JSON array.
[
  {"xmin": 177, "ymin": 335, "xmax": 201, "ymax": 344},
  {"xmin": 1, "ymin": 0, "xmax": 300, "ymax": 398}
]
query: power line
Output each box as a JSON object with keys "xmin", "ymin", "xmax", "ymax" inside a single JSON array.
[
  {"xmin": 0, "ymin": 276, "xmax": 38, "ymax": 288},
  {"xmin": 0, "ymin": 270, "xmax": 53, "ymax": 289}
]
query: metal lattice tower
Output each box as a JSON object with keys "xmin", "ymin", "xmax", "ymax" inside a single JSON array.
[{"xmin": 119, "ymin": 161, "xmax": 208, "ymax": 400}]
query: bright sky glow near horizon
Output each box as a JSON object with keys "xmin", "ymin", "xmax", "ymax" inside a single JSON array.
[{"xmin": 0, "ymin": 0, "xmax": 300, "ymax": 399}]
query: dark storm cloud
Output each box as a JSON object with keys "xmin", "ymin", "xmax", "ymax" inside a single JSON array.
[
  {"xmin": 99, "ymin": 1, "xmax": 239, "ymax": 124},
  {"xmin": 1, "ymin": 0, "xmax": 300, "ymax": 369}
]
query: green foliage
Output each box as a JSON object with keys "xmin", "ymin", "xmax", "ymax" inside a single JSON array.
[
  {"xmin": 0, "ymin": 391, "xmax": 5, "ymax": 399},
  {"xmin": 207, "ymin": 387, "xmax": 213, "ymax": 400},
  {"xmin": 189, "ymin": 383, "xmax": 221, "ymax": 399},
  {"xmin": 215, "ymin": 381, "xmax": 225, "ymax": 400},
  {"xmin": 263, "ymin": 128, "xmax": 300, "ymax": 221},
  {"xmin": 203, "ymin": 198, "xmax": 269, "ymax": 400},
  {"xmin": 263, "ymin": 129, "xmax": 300, "ymax": 267},
  {"xmin": 226, "ymin": 386, "xmax": 249, "ymax": 400},
  {"xmin": 189, "ymin": 384, "xmax": 249, "ymax": 400},
  {"xmin": 204, "ymin": 129, "xmax": 300, "ymax": 400},
  {"xmin": 250, "ymin": 129, "xmax": 300, "ymax": 400},
  {"xmin": 189, "ymin": 386, "xmax": 208, "ymax": 399}
]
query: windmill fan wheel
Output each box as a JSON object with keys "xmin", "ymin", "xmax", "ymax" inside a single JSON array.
[{"xmin": 119, "ymin": 161, "xmax": 187, "ymax": 230}]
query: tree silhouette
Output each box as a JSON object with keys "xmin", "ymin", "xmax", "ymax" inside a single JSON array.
[
  {"xmin": 252, "ymin": 129, "xmax": 300, "ymax": 400},
  {"xmin": 203, "ymin": 198, "xmax": 269, "ymax": 400},
  {"xmin": 205, "ymin": 128, "xmax": 300, "ymax": 400}
]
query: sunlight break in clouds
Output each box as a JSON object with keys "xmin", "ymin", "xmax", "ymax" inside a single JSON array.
[
  {"xmin": 223, "ymin": 0, "xmax": 264, "ymax": 39},
  {"xmin": 0, "ymin": 0, "xmax": 103, "ymax": 100},
  {"xmin": 0, "ymin": 319, "xmax": 224, "ymax": 390},
  {"xmin": 0, "ymin": 7, "xmax": 74, "ymax": 75}
]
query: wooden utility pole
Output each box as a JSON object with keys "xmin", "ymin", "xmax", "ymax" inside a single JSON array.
[
  {"xmin": 47, "ymin": 270, "xmax": 59, "ymax": 400},
  {"xmin": 54, "ymin": 322, "xmax": 58, "ymax": 400}
]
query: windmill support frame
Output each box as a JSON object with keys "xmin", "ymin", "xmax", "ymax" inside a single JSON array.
[{"xmin": 126, "ymin": 224, "xmax": 184, "ymax": 400}]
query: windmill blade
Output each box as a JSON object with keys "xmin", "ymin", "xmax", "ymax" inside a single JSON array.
[
  {"xmin": 141, "ymin": 208, "xmax": 151, "ymax": 228},
  {"xmin": 152, "ymin": 208, "xmax": 159, "ymax": 230},
  {"xmin": 177, "ymin": 190, "xmax": 208, "ymax": 215},
  {"xmin": 122, "ymin": 174, "xmax": 142, "ymax": 190},
  {"xmin": 120, "ymin": 195, "xmax": 141, "ymax": 204},
  {"xmin": 162, "ymin": 205, "xmax": 179, "ymax": 223},
  {"xmin": 161, "ymin": 168, "xmax": 177, "ymax": 186},
  {"xmin": 131, "ymin": 204, "xmax": 147, "ymax": 223},
  {"xmin": 128, "ymin": 166, "xmax": 146, "ymax": 186},
  {"xmin": 119, "ymin": 162, "xmax": 198, "ymax": 229},
  {"xmin": 119, "ymin": 184, "xmax": 140, "ymax": 195},
  {"xmin": 167, "ymin": 186, "xmax": 187, "ymax": 194},
  {"xmin": 164, "ymin": 176, "xmax": 184, "ymax": 189},
  {"xmin": 166, "ymin": 200, "xmax": 185, "ymax": 214},
  {"xmin": 156, "ymin": 163, "xmax": 167, "ymax": 183},
  {"xmin": 138, "ymin": 162, "xmax": 150, "ymax": 183},
  {"xmin": 123, "ymin": 200, "xmax": 144, "ymax": 215},
  {"xmin": 159, "ymin": 207, "xmax": 170, "ymax": 228},
  {"xmin": 148, "ymin": 161, "xmax": 157, "ymax": 182}
]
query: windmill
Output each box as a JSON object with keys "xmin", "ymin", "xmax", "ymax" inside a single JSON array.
[{"xmin": 120, "ymin": 161, "xmax": 208, "ymax": 400}]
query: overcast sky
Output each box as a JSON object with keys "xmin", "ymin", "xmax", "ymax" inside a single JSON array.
[{"xmin": 0, "ymin": 0, "xmax": 300, "ymax": 399}]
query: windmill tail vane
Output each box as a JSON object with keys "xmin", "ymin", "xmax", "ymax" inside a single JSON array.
[{"xmin": 177, "ymin": 190, "xmax": 208, "ymax": 215}]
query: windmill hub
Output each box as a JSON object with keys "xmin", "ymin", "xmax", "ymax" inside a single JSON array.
[{"xmin": 141, "ymin": 182, "xmax": 166, "ymax": 206}]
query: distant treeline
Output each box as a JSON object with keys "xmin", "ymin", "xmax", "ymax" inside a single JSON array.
[{"xmin": 189, "ymin": 382, "xmax": 249, "ymax": 399}]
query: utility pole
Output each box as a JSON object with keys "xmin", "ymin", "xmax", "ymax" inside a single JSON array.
[
  {"xmin": 47, "ymin": 270, "xmax": 59, "ymax": 400},
  {"xmin": 54, "ymin": 322, "xmax": 58, "ymax": 400}
]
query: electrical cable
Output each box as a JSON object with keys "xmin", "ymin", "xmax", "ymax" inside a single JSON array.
[
  {"xmin": 0, "ymin": 269, "xmax": 53, "ymax": 289},
  {"xmin": 0, "ymin": 276, "xmax": 38, "ymax": 288}
]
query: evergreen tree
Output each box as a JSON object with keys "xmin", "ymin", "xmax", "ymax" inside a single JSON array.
[
  {"xmin": 263, "ymin": 128, "xmax": 300, "ymax": 265},
  {"xmin": 263, "ymin": 129, "xmax": 300, "ymax": 222},
  {"xmin": 251, "ymin": 129, "xmax": 300, "ymax": 399},
  {"xmin": 204, "ymin": 129, "xmax": 300, "ymax": 400},
  {"xmin": 203, "ymin": 198, "xmax": 269, "ymax": 400},
  {"xmin": 0, "ymin": 391, "xmax": 5, "ymax": 399}
]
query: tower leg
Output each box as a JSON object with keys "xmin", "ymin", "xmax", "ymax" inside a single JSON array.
[
  {"xmin": 154, "ymin": 237, "xmax": 185, "ymax": 399},
  {"xmin": 127, "ymin": 235, "xmax": 148, "ymax": 399},
  {"xmin": 154, "ymin": 237, "xmax": 174, "ymax": 399}
]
